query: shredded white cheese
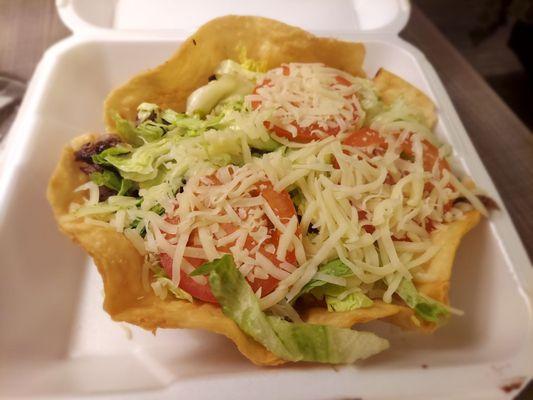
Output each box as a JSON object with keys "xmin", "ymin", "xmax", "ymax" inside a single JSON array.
[{"xmin": 71, "ymin": 61, "xmax": 486, "ymax": 311}]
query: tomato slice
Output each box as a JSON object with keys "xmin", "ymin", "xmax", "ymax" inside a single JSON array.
[
  {"xmin": 343, "ymin": 128, "xmax": 387, "ymax": 153},
  {"xmin": 343, "ymin": 129, "xmax": 453, "ymax": 234},
  {"xmin": 251, "ymin": 65, "xmax": 360, "ymax": 143},
  {"xmin": 399, "ymin": 140, "xmax": 450, "ymax": 173},
  {"xmin": 247, "ymin": 252, "xmax": 280, "ymax": 295},
  {"xmin": 335, "ymin": 76, "xmax": 352, "ymax": 86},
  {"xmin": 159, "ymin": 253, "xmax": 218, "ymax": 303},
  {"xmin": 159, "ymin": 177, "xmax": 299, "ymax": 303},
  {"xmin": 333, "ymin": 128, "xmax": 386, "ymax": 168},
  {"xmin": 265, "ymin": 121, "xmax": 340, "ymax": 144},
  {"xmin": 343, "ymin": 128, "xmax": 450, "ymax": 174},
  {"xmin": 260, "ymin": 181, "xmax": 298, "ymax": 220}
]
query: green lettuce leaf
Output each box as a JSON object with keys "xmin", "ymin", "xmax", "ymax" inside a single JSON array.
[
  {"xmin": 107, "ymin": 195, "xmax": 141, "ymax": 207},
  {"xmin": 316, "ymin": 259, "xmax": 353, "ymax": 277},
  {"xmin": 396, "ymin": 279, "xmax": 450, "ymax": 323},
  {"xmin": 92, "ymin": 146, "xmax": 131, "ymax": 166},
  {"xmin": 326, "ymin": 292, "xmax": 373, "ymax": 312},
  {"xmin": 289, "ymin": 188, "xmax": 304, "ymax": 209},
  {"xmin": 89, "ymin": 170, "xmax": 121, "ymax": 192},
  {"xmin": 113, "ymin": 113, "xmax": 166, "ymax": 146},
  {"xmin": 73, "ymin": 196, "xmax": 141, "ymax": 218},
  {"xmin": 89, "ymin": 169, "xmax": 135, "ymax": 196},
  {"xmin": 137, "ymin": 167, "xmax": 169, "ymax": 190},
  {"xmin": 188, "ymin": 257, "xmax": 220, "ymax": 276},
  {"xmin": 73, "ymin": 204, "xmax": 122, "ymax": 217},
  {"xmin": 368, "ymin": 99, "xmax": 440, "ymax": 147},
  {"xmin": 207, "ymin": 255, "xmax": 389, "ymax": 363},
  {"xmin": 298, "ymin": 259, "xmax": 374, "ymax": 313},
  {"xmin": 150, "ymin": 203, "xmax": 165, "ymax": 216},
  {"xmin": 91, "ymin": 146, "xmax": 138, "ymax": 194},
  {"xmin": 115, "ymin": 103, "xmax": 228, "ymax": 146},
  {"xmin": 101, "ymin": 119, "xmax": 245, "ymax": 186},
  {"xmin": 151, "ymin": 265, "xmax": 193, "ymax": 302},
  {"xmin": 237, "ymin": 48, "xmax": 267, "ymax": 73},
  {"xmin": 117, "ymin": 178, "xmax": 135, "ymax": 196},
  {"xmin": 161, "ymin": 109, "xmax": 225, "ymax": 133},
  {"xmin": 186, "ymin": 74, "xmax": 254, "ymax": 116},
  {"xmin": 215, "ymin": 98, "xmax": 281, "ymax": 151},
  {"xmin": 300, "ymin": 259, "xmax": 353, "ymax": 295},
  {"xmin": 247, "ymin": 136, "xmax": 281, "ymax": 152},
  {"xmin": 97, "ymin": 138, "xmax": 172, "ymax": 182}
]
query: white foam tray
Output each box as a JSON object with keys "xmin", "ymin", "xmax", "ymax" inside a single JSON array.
[{"xmin": 0, "ymin": 1, "xmax": 531, "ymax": 399}]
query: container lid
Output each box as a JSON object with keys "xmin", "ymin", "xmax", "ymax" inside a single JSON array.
[{"xmin": 56, "ymin": 0, "xmax": 410, "ymax": 37}]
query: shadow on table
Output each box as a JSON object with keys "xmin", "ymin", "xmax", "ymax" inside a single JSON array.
[{"xmin": 486, "ymin": 70, "xmax": 533, "ymax": 131}]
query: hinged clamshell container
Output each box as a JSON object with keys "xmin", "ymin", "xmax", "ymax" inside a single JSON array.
[{"xmin": 0, "ymin": 1, "xmax": 531, "ymax": 399}]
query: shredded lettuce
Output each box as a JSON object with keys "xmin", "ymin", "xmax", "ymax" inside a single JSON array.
[
  {"xmin": 151, "ymin": 265, "xmax": 193, "ymax": 302},
  {"xmin": 351, "ymin": 77, "xmax": 382, "ymax": 124},
  {"xmin": 107, "ymin": 196, "xmax": 141, "ymax": 207},
  {"xmin": 216, "ymin": 98, "xmax": 281, "ymax": 151},
  {"xmin": 117, "ymin": 179, "xmax": 134, "ymax": 196},
  {"xmin": 369, "ymin": 99, "xmax": 440, "ymax": 146},
  {"xmin": 297, "ymin": 259, "xmax": 373, "ymax": 312},
  {"xmin": 73, "ymin": 204, "xmax": 122, "ymax": 217},
  {"xmin": 237, "ymin": 46, "xmax": 267, "ymax": 73},
  {"xmin": 138, "ymin": 181, "xmax": 174, "ymax": 212},
  {"xmin": 113, "ymin": 113, "xmax": 166, "ymax": 146},
  {"xmin": 94, "ymin": 138, "xmax": 173, "ymax": 182},
  {"xmin": 315, "ymin": 259, "xmax": 353, "ymax": 278},
  {"xmin": 326, "ymin": 291, "xmax": 373, "ymax": 312},
  {"xmin": 73, "ymin": 196, "xmax": 141, "ymax": 218},
  {"xmin": 92, "ymin": 146, "xmax": 131, "ymax": 166},
  {"xmin": 161, "ymin": 109, "xmax": 225, "ymax": 135},
  {"xmin": 202, "ymin": 130, "xmax": 244, "ymax": 165},
  {"xmin": 205, "ymin": 255, "xmax": 389, "ymax": 363},
  {"xmin": 300, "ymin": 259, "xmax": 352, "ymax": 295},
  {"xmin": 100, "ymin": 108, "xmax": 247, "ymax": 186},
  {"xmin": 149, "ymin": 203, "xmax": 165, "ymax": 216},
  {"xmin": 186, "ymin": 74, "xmax": 254, "ymax": 116},
  {"xmin": 396, "ymin": 278, "xmax": 450, "ymax": 323},
  {"xmin": 89, "ymin": 170, "xmax": 121, "ymax": 192},
  {"xmin": 89, "ymin": 170, "xmax": 135, "ymax": 196},
  {"xmin": 213, "ymin": 96, "xmax": 245, "ymax": 114},
  {"xmin": 215, "ymin": 59, "xmax": 265, "ymax": 81},
  {"xmin": 114, "ymin": 102, "xmax": 232, "ymax": 146}
]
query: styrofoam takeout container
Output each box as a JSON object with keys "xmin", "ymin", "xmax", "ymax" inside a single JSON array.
[{"xmin": 0, "ymin": 0, "xmax": 531, "ymax": 399}]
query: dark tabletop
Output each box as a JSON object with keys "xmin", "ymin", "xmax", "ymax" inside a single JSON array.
[{"xmin": 0, "ymin": 1, "xmax": 531, "ymax": 398}]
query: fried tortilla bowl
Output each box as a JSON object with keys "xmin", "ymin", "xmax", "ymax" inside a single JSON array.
[{"xmin": 48, "ymin": 16, "xmax": 481, "ymax": 366}]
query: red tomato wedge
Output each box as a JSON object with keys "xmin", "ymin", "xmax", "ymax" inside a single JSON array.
[{"xmin": 159, "ymin": 179, "xmax": 299, "ymax": 303}]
